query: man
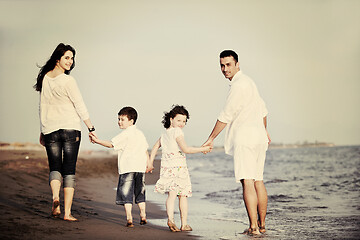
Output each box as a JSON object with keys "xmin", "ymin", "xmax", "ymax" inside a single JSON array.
[{"xmin": 203, "ymin": 50, "xmax": 271, "ymax": 235}]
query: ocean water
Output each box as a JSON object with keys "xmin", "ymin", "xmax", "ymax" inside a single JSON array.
[{"xmin": 146, "ymin": 146, "xmax": 360, "ymax": 239}]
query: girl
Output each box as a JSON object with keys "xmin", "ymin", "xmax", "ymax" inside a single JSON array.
[
  {"xmin": 34, "ymin": 43, "xmax": 96, "ymax": 221},
  {"xmin": 147, "ymin": 105, "xmax": 211, "ymax": 232}
]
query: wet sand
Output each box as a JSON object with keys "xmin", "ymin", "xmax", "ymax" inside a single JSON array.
[{"xmin": 0, "ymin": 148, "xmax": 197, "ymax": 240}]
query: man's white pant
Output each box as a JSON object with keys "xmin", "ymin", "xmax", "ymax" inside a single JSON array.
[{"xmin": 233, "ymin": 144, "xmax": 268, "ymax": 182}]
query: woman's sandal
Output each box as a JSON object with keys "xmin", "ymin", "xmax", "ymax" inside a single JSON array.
[
  {"xmin": 126, "ymin": 220, "xmax": 134, "ymax": 228},
  {"xmin": 51, "ymin": 199, "xmax": 61, "ymax": 217},
  {"xmin": 181, "ymin": 225, "xmax": 193, "ymax": 231},
  {"xmin": 167, "ymin": 220, "xmax": 181, "ymax": 232}
]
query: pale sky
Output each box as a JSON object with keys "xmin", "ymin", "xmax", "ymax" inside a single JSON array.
[{"xmin": 0, "ymin": 0, "xmax": 359, "ymax": 150}]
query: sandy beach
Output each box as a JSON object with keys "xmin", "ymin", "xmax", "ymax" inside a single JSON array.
[
  {"xmin": 0, "ymin": 145, "xmax": 197, "ymax": 240},
  {"xmin": 3, "ymin": 143, "xmax": 358, "ymax": 240}
]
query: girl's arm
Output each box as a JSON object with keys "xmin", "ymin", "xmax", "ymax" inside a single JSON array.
[
  {"xmin": 176, "ymin": 135, "xmax": 211, "ymax": 154},
  {"xmin": 147, "ymin": 138, "xmax": 161, "ymax": 173}
]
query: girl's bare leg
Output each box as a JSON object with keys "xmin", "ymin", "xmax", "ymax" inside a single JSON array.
[
  {"xmin": 179, "ymin": 196, "xmax": 192, "ymax": 231},
  {"xmin": 166, "ymin": 191, "xmax": 180, "ymax": 231},
  {"xmin": 166, "ymin": 191, "xmax": 177, "ymax": 222}
]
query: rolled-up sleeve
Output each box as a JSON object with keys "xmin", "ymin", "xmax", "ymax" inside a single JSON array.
[
  {"xmin": 112, "ymin": 132, "xmax": 127, "ymax": 151},
  {"xmin": 218, "ymin": 83, "xmax": 244, "ymax": 123},
  {"xmin": 65, "ymin": 77, "xmax": 90, "ymax": 121}
]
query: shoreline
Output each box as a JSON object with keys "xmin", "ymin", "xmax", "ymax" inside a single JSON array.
[
  {"xmin": 0, "ymin": 149, "xmax": 198, "ymax": 240},
  {"xmin": 0, "ymin": 141, "xmax": 340, "ymax": 153}
]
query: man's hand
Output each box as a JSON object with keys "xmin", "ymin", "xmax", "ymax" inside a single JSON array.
[
  {"xmin": 266, "ymin": 130, "xmax": 271, "ymax": 145},
  {"xmin": 201, "ymin": 139, "xmax": 214, "ymax": 154}
]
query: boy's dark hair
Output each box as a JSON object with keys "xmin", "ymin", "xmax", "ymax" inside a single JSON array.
[
  {"xmin": 220, "ymin": 50, "xmax": 238, "ymax": 62},
  {"xmin": 162, "ymin": 105, "xmax": 189, "ymax": 129},
  {"xmin": 118, "ymin": 106, "xmax": 138, "ymax": 124}
]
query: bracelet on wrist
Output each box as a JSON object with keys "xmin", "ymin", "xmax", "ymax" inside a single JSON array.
[{"xmin": 88, "ymin": 127, "xmax": 95, "ymax": 132}]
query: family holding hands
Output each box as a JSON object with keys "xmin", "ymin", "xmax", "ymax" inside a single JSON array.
[{"xmin": 35, "ymin": 43, "xmax": 270, "ymax": 235}]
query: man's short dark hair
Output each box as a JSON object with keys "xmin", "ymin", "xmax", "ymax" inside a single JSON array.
[
  {"xmin": 220, "ymin": 50, "xmax": 238, "ymax": 62},
  {"xmin": 118, "ymin": 106, "xmax": 138, "ymax": 124}
]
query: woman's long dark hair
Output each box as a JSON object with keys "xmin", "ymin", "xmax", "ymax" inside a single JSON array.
[
  {"xmin": 162, "ymin": 105, "xmax": 190, "ymax": 129},
  {"xmin": 34, "ymin": 43, "xmax": 76, "ymax": 92}
]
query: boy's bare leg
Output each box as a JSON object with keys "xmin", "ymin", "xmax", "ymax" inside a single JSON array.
[
  {"xmin": 138, "ymin": 202, "xmax": 147, "ymax": 224},
  {"xmin": 124, "ymin": 203, "xmax": 133, "ymax": 226},
  {"xmin": 255, "ymin": 180, "xmax": 267, "ymax": 233},
  {"xmin": 241, "ymin": 179, "xmax": 260, "ymax": 235}
]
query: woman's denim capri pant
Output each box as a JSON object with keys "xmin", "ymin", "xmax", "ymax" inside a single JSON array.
[{"xmin": 43, "ymin": 129, "xmax": 81, "ymax": 188}]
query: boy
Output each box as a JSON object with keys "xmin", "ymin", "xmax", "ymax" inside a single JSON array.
[{"xmin": 90, "ymin": 106, "xmax": 149, "ymax": 227}]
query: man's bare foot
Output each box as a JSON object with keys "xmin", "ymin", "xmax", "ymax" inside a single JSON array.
[
  {"xmin": 64, "ymin": 215, "xmax": 78, "ymax": 222},
  {"xmin": 258, "ymin": 220, "xmax": 266, "ymax": 233},
  {"xmin": 243, "ymin": 227, "xmax": 261, "ymax": 235},
  {"xmin": 181, "ymin": 225, "xmax": 192, "ymax": 231},
  {"xmin": 51, "ymin": 199, "xmax": 60, "ymax": 217}
]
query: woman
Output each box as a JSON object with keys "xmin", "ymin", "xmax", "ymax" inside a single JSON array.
[{"xmin": 34, "ymin": 43, "xmax": 96, "ymax": 221}]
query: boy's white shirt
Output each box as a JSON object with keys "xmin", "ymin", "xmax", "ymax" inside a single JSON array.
[{"xmin": 111, "ymin": 125, "xmax": 149, "ymax": 174}]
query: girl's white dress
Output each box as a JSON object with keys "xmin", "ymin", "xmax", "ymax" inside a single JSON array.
[{"xmin": 154, "ymin": 127, "xmax": 192, "ymax": 197}]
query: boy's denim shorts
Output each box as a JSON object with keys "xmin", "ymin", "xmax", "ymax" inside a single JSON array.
[{"xmin": 116, "ymin": 172, "xmax": 145, "ymax": 205}]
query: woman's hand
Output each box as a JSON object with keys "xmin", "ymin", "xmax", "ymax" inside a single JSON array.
[{"xmin": 89, "ymin": 131, "xmax": 97, "ymax": 143}]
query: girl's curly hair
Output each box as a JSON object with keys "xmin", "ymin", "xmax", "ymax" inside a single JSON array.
[{"xmin": 162, "ymin": 105, "xmax": 189, "ymax": 129}]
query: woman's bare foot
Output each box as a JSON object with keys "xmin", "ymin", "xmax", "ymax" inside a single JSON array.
[
  {"xmin": 64, "ymin": 215, "xmax": 78, "ymax": 222},
  {"xmin": 167, "ymin": 220, "xmax": 181, "ymax": 232},
  {"xmin": 181, "ymin": 225, "xmax": 192, "ymax": 231},
  {"xmin": 51, "ymin": 199, "xmax": 61, "ymax": 217}
]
